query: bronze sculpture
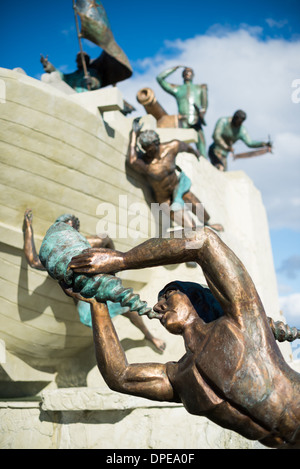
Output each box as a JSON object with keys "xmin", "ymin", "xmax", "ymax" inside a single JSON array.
[
  {"xmin": 136, "ymin": 87, "xmax": 186, "ymax": 129},
  {"xmin": 67, "ymin": 228, "xmax": 300, "ymax": 449},
  {"xmin": 40, "ymin": 52, "xmax": 102, "ymax": 93},
  {"xmin": 127, "ymin": 119, "xmax": 223, "ymax": 233},
  {"xmin": 23, "ymin": 209, "xmax": 166, "ymax": 352},
  {"xmin": 208, "ymin": 110, "xmax": 272, "ymax": 171},
  {"xmin": 156, "ymin": 66, "xmax": 208, "ymax": 158},
  {"xmin": 40, "ymin": 0, "xmax": 132, "ymax": 93}
]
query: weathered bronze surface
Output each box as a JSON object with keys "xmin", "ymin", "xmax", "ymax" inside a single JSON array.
[
  {"xmin": 208, "ymin": 110, "xmax": 272, "ymax": 171},
  {"xmin": 74, "ymin": 0, "xmax": 132, "ymax": 87},
  {"xmin": 68, "ymin": 228, "xmax": 300, "ymax": 449},
  {"xmin": 23, "ymin": 210, "xmax": 166, "ymax": 352},
  {"xmin": 40, "ymin": 0, "xmax": 132, "ymax": 93},
  {"xmin": 136, "ymin": 87, "xmax": 180, "ymax": 128},
  {"xmin": 127, "ymin": 119, "xmax": 224, "ymax": 232},
  {"xmin": 156, "ymin": 66, "xmax": 208, "ymax": 157},
  {"xmin": 268, "ymin": 317, "xmax": 300, "ymax": 343},
  {"xmin": 136, "ymin": 88, "xmax": 168, "ymax": 122},
  {"xmin": 40, "ymin": 50, "xmax": 101, "ymax": 93}
]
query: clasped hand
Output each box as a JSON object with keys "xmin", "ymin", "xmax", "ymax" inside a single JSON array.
[{"xmin": 68, "ymin": 248, "xmax": 124, "ymax": 275}]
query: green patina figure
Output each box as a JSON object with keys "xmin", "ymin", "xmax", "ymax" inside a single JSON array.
[
  {"xmin": 23, "ymin": 210, "xmax": 166, "ymax": 352},
  {"xmin": 40, "ymin": 52, "xmax": 102, "ymax": 93},
  {"xmin": 156, "ymin": 66, "xmax": 208, "ymax": 158},
  {"xmin": 208, "ymin": 110, "xmax": 272, "ymax": 171},
  {"xmin": 40, "ymin": 0, "xmax": 132, "ymax": 93},
  {"xmin": 38, "ymin": 218, "xmax": 152, "ymax": 316}
]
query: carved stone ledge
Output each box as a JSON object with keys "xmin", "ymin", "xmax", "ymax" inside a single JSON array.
[
  {"xmin": 0, "ymin": 340, "xmax": 6, "ymax": 364},
  {"xmin": 40, "ymin": 386, "xmax": 180, "ymax": 412}
]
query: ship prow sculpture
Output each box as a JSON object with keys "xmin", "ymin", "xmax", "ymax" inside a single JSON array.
[
  {"xmin": 0, "ymin": 65, "xmax": 294, "ymax": 371},
  {"xmin": 0, "ymin": 66, "xmax": 155, "ymax": 371}
]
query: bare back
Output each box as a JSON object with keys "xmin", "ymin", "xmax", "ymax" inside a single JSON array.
[{"xmin": 143, "ymin": 141, "xmax": 180, "ymax": 204}]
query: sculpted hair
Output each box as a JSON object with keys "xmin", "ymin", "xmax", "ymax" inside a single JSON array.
[
  {"xmin": 182, "ymin": 67, "xmax": 194, "ymax": 78},
  {"xmin": 233, "ymin": 109, "xmax": 247, "ymax": 121},
  {"xmin": 158, "ymin": 281, "xmax": 224, "ymax": 323},
  {"xmin": 76, "ymin": 51, "xmax": 90, "ymax": 66},
  {"xmin": 55, "ymin": 214, "xmax": 80, "ymax": 231},
  {"xmin": 139, "ymin": 130, "xmax": 160, "ymax": 147}
]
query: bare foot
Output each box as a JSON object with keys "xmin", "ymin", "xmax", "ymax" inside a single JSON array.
[{"xmin": 149, "ymin": 337, "xmax": 166, "ymax": 353}]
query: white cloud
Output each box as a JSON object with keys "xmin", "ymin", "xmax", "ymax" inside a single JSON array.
[
  {"xmin": 265, "ymin": 18, "xmax": 288, "ymax": 29},
  {"xmin": 279, "ymin": 293, "xmax": 300, "ymax": 358},
  {"xmin": 118, "ymin": 25, "xmax": 300, "ymax": 230},
  {"xmin": 278, "ymin": 255, "xmax": 300, "ymax": 279},
  {"xmin": 61, "ymin": 24, "xmax": 75, "ymax": 37},
  {"xmin": 279, "ymin": 293, "xmax": 300, "ymax": 327},
  {"xmin": 278, "ymin": 283, "xmax": 294, "ymax": 295}
]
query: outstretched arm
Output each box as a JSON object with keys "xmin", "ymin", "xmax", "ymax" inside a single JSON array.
[
  {"xmin": 239, "ymin": 127, "xmax": 269, "ymax": 149},
  {"xmin": 176, "ymin": 140, "xmax": 200, "ymax": 159},
  {"xmin": 119, "ymin": 230, "xmax": 258, "ymax": 313},
  {"xmin": 127, "ymin": 129, "xmax": 139, "ymax": 165},
  {"xmin": 23, "ymin": 209, "xmax": 46, "ymax": 271},
  {"xmin": 156, "ymin": 66, "xmax": 181, "ymax": 96},
  {"xmin": 69, "ymin": 228, "xmax": 260, "ymax": 322},
  {"xmin": 60, "ymin": 286, "xmax": 175, "ymax": 401},
  {"xmin": 126, "ymin": 120, "xmax": 148, "ymax": 174},
  {"xmin": 40, "ymin": 54, "xmax": 56, "ymax": 73}
]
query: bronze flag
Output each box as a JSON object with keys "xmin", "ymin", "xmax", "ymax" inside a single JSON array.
[{"xmin": 75, "ymin": 0, "xmax": 133, "ymax": 86}]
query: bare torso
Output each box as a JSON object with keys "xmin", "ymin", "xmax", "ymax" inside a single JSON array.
[
  {"xmin": 142, "ymin": 143, "xmax": 179, "ymax": 204},
  {"xmin": 67, "ymin": 227, "xmax": 300, "ymax": 448},
  {"xmin": 167, "ymin": 314, "xmax": 300, "ymax": 447}
]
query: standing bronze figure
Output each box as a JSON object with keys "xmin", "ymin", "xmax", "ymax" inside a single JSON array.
[
  {"xmin": 127, "ymin": 119, "xmax": 223, "ymax": 232},
  {"xmin": 40, "ymin": 0, "xmax": 132, "ymax": 93},
  {"xmin": 40, "ymin": 52, "xmax": 102, "ymax": 93},
  {"xmin": 157, "ymin": 66, "xmax": 208, "ymax": 158},
  {"xmin": 67, "ymin": 228, "xmax": 300, "ymax": 449}
]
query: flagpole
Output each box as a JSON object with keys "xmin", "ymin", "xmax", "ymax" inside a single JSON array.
[{"xmin": 72, "ymin": 0, "xmax": 91, "ymax": 90}]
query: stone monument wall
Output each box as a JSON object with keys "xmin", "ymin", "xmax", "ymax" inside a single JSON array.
[{"xmin": 0, "ymin": 69, "xmax": 297, "ymax": 449}]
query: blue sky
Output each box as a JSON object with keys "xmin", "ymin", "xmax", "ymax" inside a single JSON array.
[
  {"xmin": 1, "ymin": 1, "xmax": 299, "ymax": 78},
  {"xmin": 1, "ymin": 1, "xmax": 300, "ymax": 351}
]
